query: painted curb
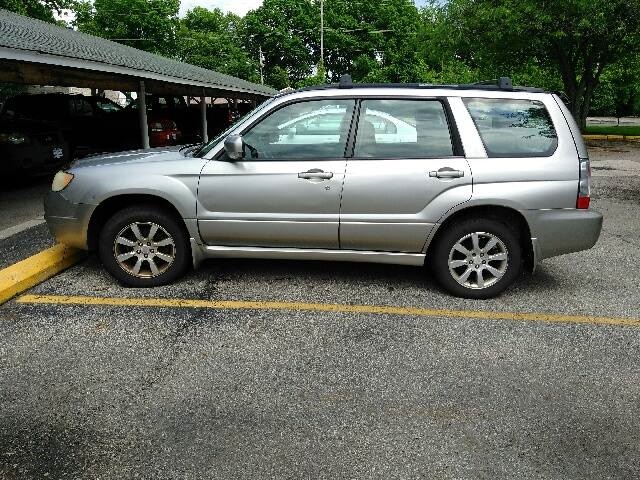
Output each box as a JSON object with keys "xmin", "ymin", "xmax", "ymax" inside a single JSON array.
[
  {"xmin": 583, "ymin": 134, "xmax": 640, "ymax": 142},
  {"xmin": 0, "ymin": 244, "xmax": 84, "ymax": 305}
]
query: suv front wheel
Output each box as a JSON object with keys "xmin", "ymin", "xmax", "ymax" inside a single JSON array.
[
  {"xmin": 99, "ymin": 205, "xmax": 190, "ymax": 287},
  {"xmin": 431, "ymin": 218, "xmax": 522, "ymax": 299}
]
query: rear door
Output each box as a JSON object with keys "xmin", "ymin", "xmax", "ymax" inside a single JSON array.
[
  {"xmin": 197, "ymin": 98, "xmax": 355, "ymax": 249},
  {"xmin": 340, "ymin": 98, "xmax": 472, "ymax": 252}
]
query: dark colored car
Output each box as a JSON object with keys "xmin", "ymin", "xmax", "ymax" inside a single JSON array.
[
  {"xmin": 1, "ymin": 92, "xmax": 186, "ymax": 155},
  {"xmin": 2, "ymin": 93, "xmax": 133, "ymax": 158},
  {"xmin": 0, "ymin": 118, "xmax": 69, "ymax": 175}
]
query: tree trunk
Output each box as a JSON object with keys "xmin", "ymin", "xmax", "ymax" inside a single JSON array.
[
  {"xmin": 554, "ymin": 43, "xmax": 603, "ymax": 132},
  {"xmin": 565, "ymin": 79, "xmax": 597, "ymax": 131}
]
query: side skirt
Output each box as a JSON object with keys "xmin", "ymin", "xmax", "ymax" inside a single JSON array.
[{"xmin": 189, "ymin": 239, "xmax": 425, "ymax": 269}]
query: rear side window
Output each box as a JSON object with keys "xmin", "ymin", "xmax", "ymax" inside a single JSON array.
[
  {"xmin": 464, "ymin": 98, "xmax": 558, "ymax": 157},
  {"xmin": 353, "ymin": 99, "xmax": 454, "ymax": 158}
]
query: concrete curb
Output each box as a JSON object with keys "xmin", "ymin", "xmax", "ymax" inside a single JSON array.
[
  {"xmin": 0, "ymin": 244, "xmax": 84, "ymax": 305},
  {"xmin": 583, "ymin": 134, "xmax": 640, "ymax": 142}
]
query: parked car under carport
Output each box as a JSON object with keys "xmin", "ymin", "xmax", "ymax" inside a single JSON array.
[{"xmin": 0, "ymin": 118, "xmax": 69, "ymax": 176}]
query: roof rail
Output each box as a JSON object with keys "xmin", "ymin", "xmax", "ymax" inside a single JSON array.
[
  {"xmin": 474, "ymin": 77, "xmax": 513, "ymax": 90},
  {"xmin": 293, "ymin": 75, "xmax": 545, "ymax": 94}
]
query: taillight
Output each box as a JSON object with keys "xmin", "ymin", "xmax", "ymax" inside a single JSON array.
[{"xmin": 577, "ymin": 157, "xmax": 591, "ymax": 209}]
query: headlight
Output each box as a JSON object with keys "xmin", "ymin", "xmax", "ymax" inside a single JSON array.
[
  {"xmin": 0, "ymin": 132, "xmax": 29, "ymax": 144},
  {"xmin": 52, "ymin": 171, "xmax": 74, "ymax": 192}
]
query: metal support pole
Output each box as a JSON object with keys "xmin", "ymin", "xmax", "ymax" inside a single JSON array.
[
  {"xmin": 200, "ymin": 92, "xmax": 208, "ymax": 143},
  {"xmin": 138, "ymin": 80, "xmax": 150, "ymax": 149}
]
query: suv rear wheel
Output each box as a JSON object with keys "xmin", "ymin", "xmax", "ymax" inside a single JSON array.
[
  {"xmin": 98, "ymin": 205, "xmax": 190, "ymax": 287},
  {"xmin": 431, "ymin": 218, "xmax": 522, "ymax": 299}
]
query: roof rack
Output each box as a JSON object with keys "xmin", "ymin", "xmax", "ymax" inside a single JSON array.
[
  {"xmin": 475, "ymin": 77, "xmax": 513, "ymax": 90},
  {"xmin": 295, "ymin": 75, "xmax": 545, "ymax": 94}
]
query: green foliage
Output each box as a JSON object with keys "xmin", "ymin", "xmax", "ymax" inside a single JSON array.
[
  {"xmin": 590, "ymin": 57, "xmax": 640, "ymax": 118},
  {"xmin": 242, "ymin": 0, "xmax": 317, "ymax": 87},
  {"xmin": 444, "ymin": 0, "xmax": 640, "ymax": 128},
  {"xmin": 266, "ymin": 65, "xmax": 292, "ymax": 90},
  {"xmin": 176, "ymin": 7, "xmax": 259, "ymax": 82},
  {"xmin": 584, "ymin": 125, "xmax": 640, "ymax": 136},
  {"xmin": 320, "ymin": 0, "xmax": 425, "ymax": 82},
  {"xmin": 296, "ymin": 63, "xmax": 327, "ymax": 88},
  {"xmin": 62, "ymin": 0, "xmax": 640, "ymax": 122},
  {"xmin": 0, "ymin": 0, "xmax": 72, "ymax": 23},
  {"xmin": 73, "ymin": 0, "xmax": 180, "ymax": 56}
]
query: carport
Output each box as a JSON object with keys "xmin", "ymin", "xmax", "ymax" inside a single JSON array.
[{"xmin": 0, "ymin": 9, "xmax": 275, "ymax": 148}]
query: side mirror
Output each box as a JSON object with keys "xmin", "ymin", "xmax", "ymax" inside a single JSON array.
[{"xmin": 224, "ymin": 134, "xmax": 244, "ymax": 160}]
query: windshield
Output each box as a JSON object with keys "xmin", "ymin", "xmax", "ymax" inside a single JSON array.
[{"xmin": 194, "ymin": 97, "xmax": 277, "ymax": 158}]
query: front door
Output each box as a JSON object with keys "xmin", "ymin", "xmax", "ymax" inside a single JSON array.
[
  {"xmin": 340, "ymin": 98, "xmax": 472, "ymax": 252},
  {"xmin": 197, "ymin": 99, "xmax": 356, "ymax": 249}
]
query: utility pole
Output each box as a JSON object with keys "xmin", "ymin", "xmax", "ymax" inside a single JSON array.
[
  {"xmin": 259, "ymin": 46, "xmax": 265, "ymax": 85},
  {"xmin": 320, "ymin": 0, "xmax": 324, "ymax": 66}
]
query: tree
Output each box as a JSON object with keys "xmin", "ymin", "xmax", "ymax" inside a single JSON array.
[
  {"xmin": 590, "ymin": 56, "xmax": 640, "ymax": 120},
  {"xmin": 177, "ymin": 7, "xmax": 259, "ymax": 82},
  {"xmin": 73, "ymin": 0, "xmax": 180, "ymax": 56},
  {"xmin": 241, "ymin": 0, "xmax": 426, "ymax": 86},
  {"xmin": 0, "ymin": 0, "xmax": 72, "ymax": 23},
  {"xmin": 445, "ymin": 0, "xmax": 640, "ymax": 129},
  {"xmin": 320, "ymin": 0, "xmax": 424, "ymax": 82},
  {"xmin": 242, "ymin": 0, "xmax": 317, "ymax": 87}
]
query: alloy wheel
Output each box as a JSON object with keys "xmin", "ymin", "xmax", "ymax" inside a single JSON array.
[
  {"xmin": 113, "ymin": 222, "xmax": 176, "ymax": 278},
  {"xmin": 447, "ymin": 231, "xmax": 509, "ymax": 289}
]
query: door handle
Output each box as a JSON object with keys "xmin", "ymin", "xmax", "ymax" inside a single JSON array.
[
  {"xmin": 429, "ymin": 168, "xmax": 464, "ymax": 179},
  {"xmin": 298, "ymin": 169, "xmax": 334, "ymax": 180}
]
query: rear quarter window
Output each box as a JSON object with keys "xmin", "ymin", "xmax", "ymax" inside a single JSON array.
[{"xmin": 464, "ymin": 98, "xmax": 558, "ymax": 157}]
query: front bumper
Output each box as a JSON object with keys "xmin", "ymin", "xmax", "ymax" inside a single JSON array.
[
  {"xmin": 523, "ymin": 208, "xmax": 603, "ymax": 261},
  {"xmin": 44, "ymin": 191, "xmax": 95, "ymax": 250}
]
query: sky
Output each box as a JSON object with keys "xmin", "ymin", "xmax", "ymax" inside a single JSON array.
[{"xmin": 179, "ymin": 0, "xmax": 430, "ymax": 17}]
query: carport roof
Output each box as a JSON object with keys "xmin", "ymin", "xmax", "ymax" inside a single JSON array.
[{"xmin": 0, "ymin": 9, "xmax": 276, "ymax": 98}]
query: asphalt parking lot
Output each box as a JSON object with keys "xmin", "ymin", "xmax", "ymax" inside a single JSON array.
[{"xmin": 1, "ymin": 142, "xmax": 640, "ymax": 479}]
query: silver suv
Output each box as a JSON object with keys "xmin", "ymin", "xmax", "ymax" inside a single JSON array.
[{"xmin": 45, "ymin": 77, "xmax": 602, "ymax": 299}]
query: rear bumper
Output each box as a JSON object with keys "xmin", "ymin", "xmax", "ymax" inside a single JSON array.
[
  {"xmin": 44, "ymin": 191, "xmax": 95, "ymax": 250},
  {"xmin": 522, "ymin": 208, "xmax": 603, "ymax": 261}
]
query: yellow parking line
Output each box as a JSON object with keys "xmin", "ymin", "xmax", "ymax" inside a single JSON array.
[
  {"xmin": 0, "ymin": 245, "xmax": 83, "ymax": 305},
  {"xmin": 15, "ymin": 294, "xmax": 640, "ymax": 328}
]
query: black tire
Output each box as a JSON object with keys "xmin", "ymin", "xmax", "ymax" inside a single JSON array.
[
  {"xmin": 431, "ymin": 218, "xmax": 522, "ymax": 299},
  {"xmin": 98, "ymin": 205, "xmax": 190, "ymax": 287}
]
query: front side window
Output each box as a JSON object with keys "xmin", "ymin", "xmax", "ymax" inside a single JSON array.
[
  {"xmin": 464, "ymin": 98, "xmax": 558, "ymax": 157},
  {"xmin": 242, "ymin": 99, "xmax": 355, "ymax": 160},
  {"xmin": 353, "ymin": 99, "xmax": 454, "ymax": 158}
]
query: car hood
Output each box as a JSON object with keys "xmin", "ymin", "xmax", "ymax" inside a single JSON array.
[{"xmin": 71, "ymin": 145, "xmax": 189, "ymax": 169}]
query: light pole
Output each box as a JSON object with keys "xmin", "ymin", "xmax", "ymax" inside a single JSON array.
[
  {"xmin": 320, "ymin": 0, "xmax": 324, "ymax": 66},
  {"xmin": 259, "ymin": 46, "xmax": 265, "ymax": 85}
]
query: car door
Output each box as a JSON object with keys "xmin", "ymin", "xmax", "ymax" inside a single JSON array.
[
  {"xmin": 197, "ymin": 98, "xmax": 355, "ymax": 249},
  {"xmin": 340, "ymin": 98, "xmax": 472, "ymax": 252}
]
